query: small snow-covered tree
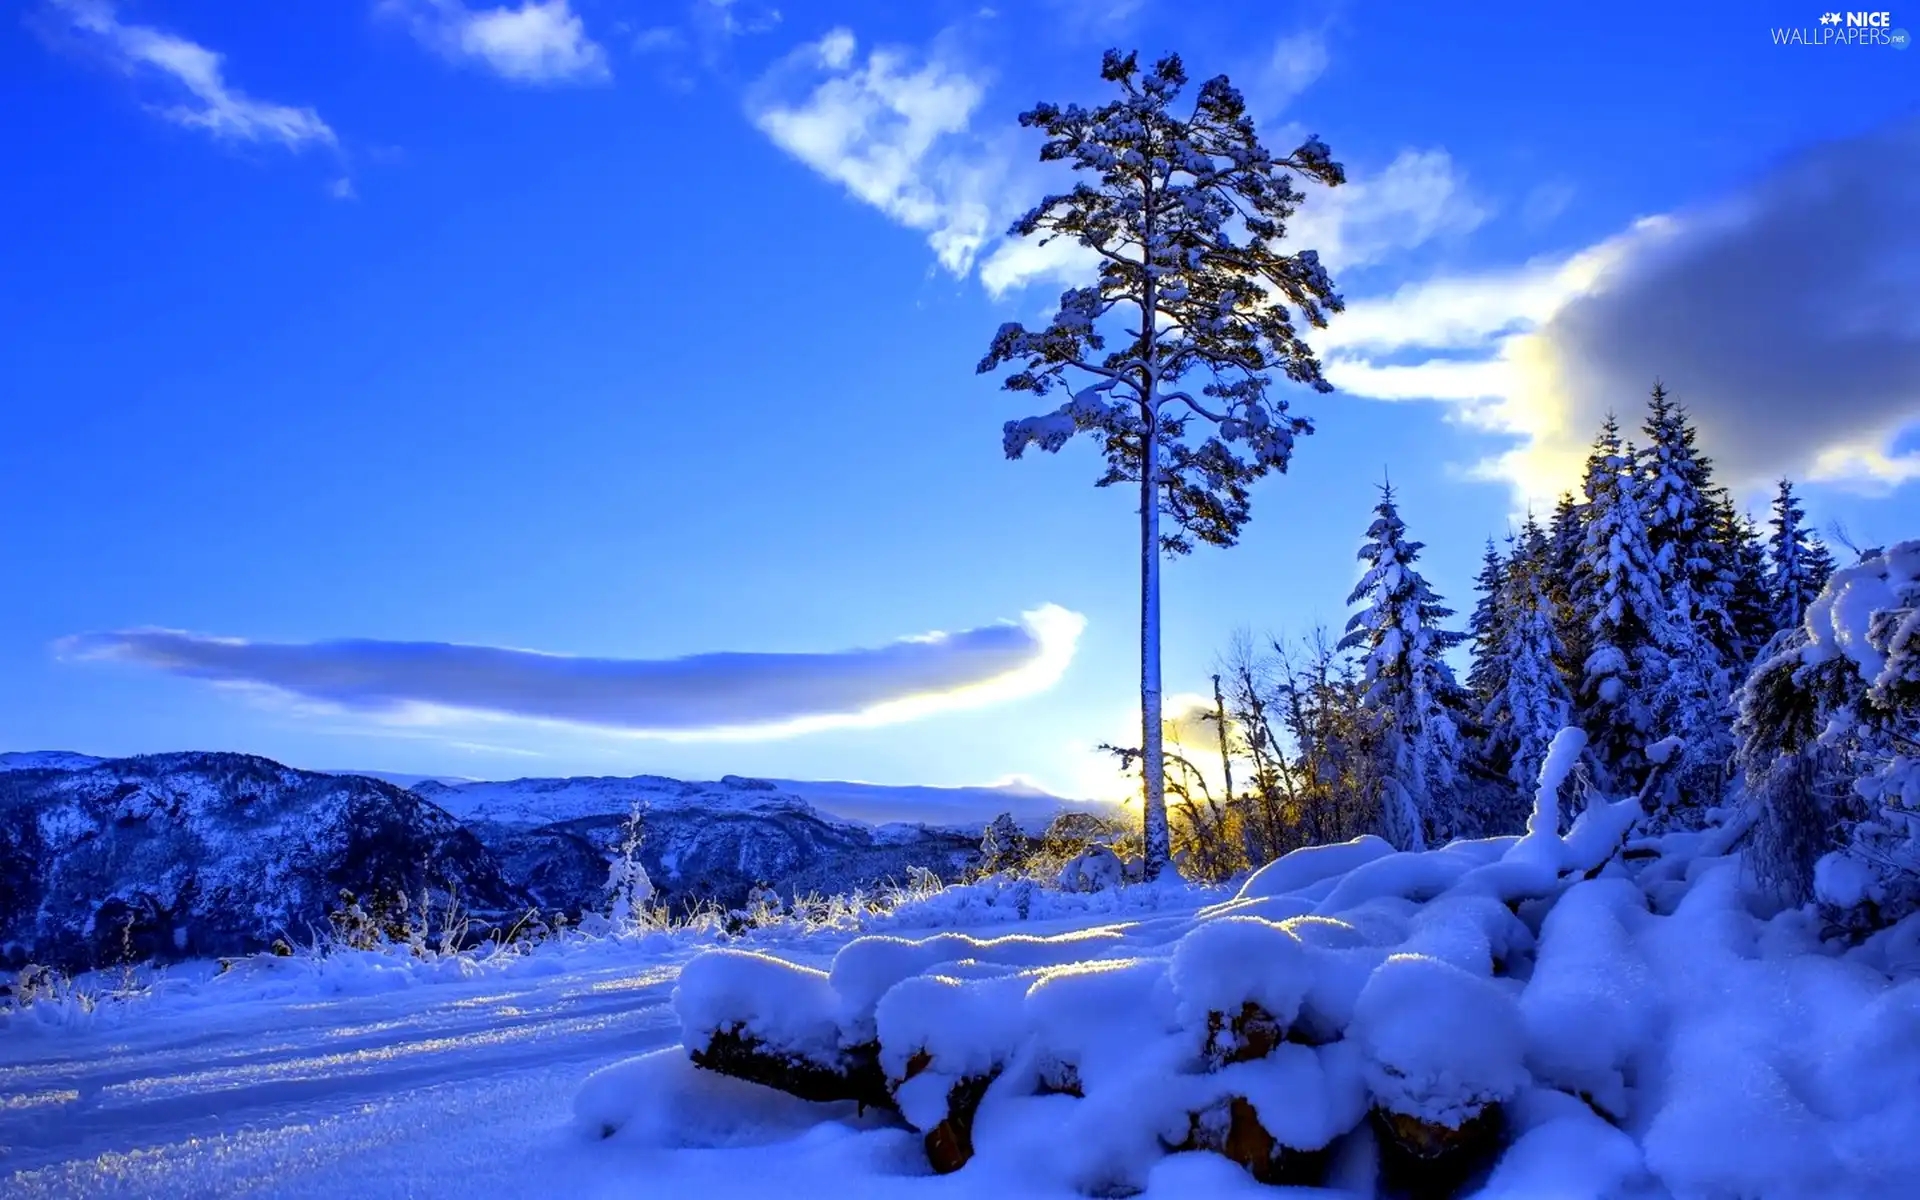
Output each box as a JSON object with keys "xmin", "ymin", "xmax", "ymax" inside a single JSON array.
[
  {"xmin": 981, "ymin": 51, "xmax": 1345, "ymax": 878},
  {"xmin": 980, "ymin": 811, "xmax": 1030, "ymax": 874},
  {"xmin": 1768, "ymin": 478, "xmax": 1825, "ymax": 635},
  {"xmin": 605, "ymin": 801, "xmax": 655, "ymax": 931},
  {"xmin": 1338, "ymin": 482, "xmax": 1471, "ymax": 848},
  {"xmin": 1482, "ymin": 516, "xmax": 1573, "ymax": 797}
]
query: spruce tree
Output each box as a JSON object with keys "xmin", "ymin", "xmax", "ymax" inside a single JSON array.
[
  {"xmin": 1467, "ymin": 537, "xmax": 1508, "ymax": 704},
  {"xmin": 1570, "ymin": 422, "xmax": 1673, "ymax": 789},
  {"xmin": 1482, "ymin": 516, "xmax": 1573, "ymax": 796},
  {"xmin": 981, "ymin": 51, "xmax": 1345, "ymax": 878},
  {"xmin": 1337, "ymin": 482, "xmax": 1471, "ymax": 848},
  {"xmin": 1640, "ymin": 386, "xmax": 1729, "ymax": 664},
  {"xmin": 1805, "ymin": 534, "xmax": 1837, "ymax": 599},
  {"xmin": 1724, "ymin": 508, "xmax": 1778, "ymax": 662},
  {"xmin": 1697, "ymin": 487, "xmax": 1752, "ymax": 665},
  {"xmin": 1546, "ymin": 491, "xmax": 1588, "ymax": 679},
  {"xmin": 1767, "ymin": 478, "xmax": 1823, "ymax": 635}
]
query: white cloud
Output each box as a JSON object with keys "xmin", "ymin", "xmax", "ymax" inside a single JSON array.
[
  {"xmin": 751, "ymin": 29, "xmax": 1000, "ymax": 274},
  {"xmin": 1319, "ymin": 120, "xmax": 1920, "ymax": 503},
  {"xmin": 1288, "ymin": 148, "xmax": 1489, "ymax": 273},
  {"xmin": 328, "ymin": 176, "xmax": 359, "ymax": 201},
  {"xmin": 44, "ymin": 0, "xmax": 337, "ymax": 150},
  {"xmin": 383, "ymin": 0, "xmax": 609, "ymax": 84},
  {"xmin": 1260, "ymin": 30, "xmax": 1329, "ymax": 113},
  {"xmin": 60, "ymin": 607, "xmax": 1088, "ymax": 742}
]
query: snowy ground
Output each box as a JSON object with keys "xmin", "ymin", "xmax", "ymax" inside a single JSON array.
[
  {"xmin": 0, "ymin": 947, "xmax": 703, "ymax": 1198},
  {"xmin": 9, "ymin": 816, "xmax": 1920, "ymax": 1200},
  {"xmin": 0, "ymin": 908, "xmax": 1194, "ymax": 1200}
]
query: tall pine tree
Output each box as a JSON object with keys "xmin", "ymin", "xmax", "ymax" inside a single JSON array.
[
  {"xmin": 1338, "ymin": 482, "xmax": 1471, "ymax": 849},
  {"xmin": 982, "ymin": 52, "xmax": 1346, "ymax": 877}
]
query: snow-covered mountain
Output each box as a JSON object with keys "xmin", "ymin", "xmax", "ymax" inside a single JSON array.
[
  {"xmin": 405, "ymin": 772, "xmax": 1097, "ymax": 832},
  {"xmin": 0, "ymin": 753, "xmax": 997, "ymax": 969},
  {"xmin": 0, "ymin": 750, "xmax": 107, "ymax": 773},
  {"xmin": 0, "ymin": 752, "xmax": 519, "ymax": 969}
]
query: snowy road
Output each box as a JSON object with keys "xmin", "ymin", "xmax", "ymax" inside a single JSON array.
[{"xmin": 0, "ymin": 951, "xmax": 718, "ymax": 1199}]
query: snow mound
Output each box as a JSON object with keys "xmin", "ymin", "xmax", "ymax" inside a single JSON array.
[
  {"xmin": 1350, "ymin": 953, "xmax": 1526, "ymax": 1126},
  {"xmin": 640, "ymin": 792, "xmax": 1920, "ymax": 1197}
]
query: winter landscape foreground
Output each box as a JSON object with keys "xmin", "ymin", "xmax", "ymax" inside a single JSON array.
[{"xmin": 6, "ymin": 750, "xmax": 1920, "ymax": 1200}]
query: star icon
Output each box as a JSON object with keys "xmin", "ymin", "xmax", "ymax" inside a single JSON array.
[{"xmin": 1820, "ymin": 11, "xmax": 1842, "ymax": 23}]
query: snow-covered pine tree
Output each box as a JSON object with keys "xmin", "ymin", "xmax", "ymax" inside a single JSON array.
[
  {"xmin": 1467, "ymin": 537, "xmax": 1508, "ymax": 705},
  {"xmin": 981, "ymin": 51, "xmax": 1346, "ymax": 878},
  {"xmin": 1640, "ymin": 386, "xmax": 1729, "ymax": 663},
  {"xmin": 1481, "ymin": 515, "xmax": 1573, "ymax": 801},
  {"xmin": 605, "ymin": 800, "xmax": 655, "ymax": 931},
  {"xmin": 1804, "ymin": 534, "xmax": 1837, "ymax": 598},
  {"xmin": 1570, "ymin": 419, "xmax": 1675, "ymax": 790},
  {"xmin": 1337, "ymin": 482, "xmax": 1471, "ymax": 848},
  {"xmin": 1547, "ymin": 491, "xmax": 1588, "ymax": 675},
  {"xmin": 1633, "ymin": 388, "xmax": 1729, "ymax": 819},
  {"xmin": 1719, "ymin": 505, "xmax": 1779, "ymax": 664},
  {"xmin": 1768, "ymin": 478, "xmax": 1824, "ymax": 635},
  {"xmin": 980, "ymin": 811, "xmax": 1030, "ymax": 874}
]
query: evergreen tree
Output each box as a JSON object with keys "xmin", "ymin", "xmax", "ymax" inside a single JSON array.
[
  {"xmin": 1767, "ymin": 478, "xmax": 1824, "ymax": 634},
  {"xmin": 981, "ymin": 51, "xmax": 1346, "ymax": 878},
  {"xmin": 1722, "ymin": 506, "xmax": 1778, "ymax": 663},
  {"xmin": 1739, "ymin": 541, "xmax": 1920, "ymax": 932},
  {"xmin": 1545, "ymin": 491, "xmax": 1588, "ymax": 678},
  {"xmin": 1570, "ymin": 423, "xmax": 1674, "ymax": 789},
  {"xmin": 1482, "ymin": 517, "xmax": 1573, "ymax": 796},
  {"xmin": 1805, "ymin": 534, "xmax": 1837, "ymax": 598},
  {"xmin": 980, "ymin": 812, "xmax": 1030, "ymax": 873},
  {"xmin": 1467, "ymin": 537, "xmax": 1508, "ymax": 704},
  {"xmin": 1337, "ymin": 482, "xmax": 1471, "ymax": 848},
  {"xmin": 1640, "ymin": 386, "xmax": 1728, "ymax": 662},
  {"xmin": 1698, "ymin": 488, "xmax": 1753, "ymax": 665}
]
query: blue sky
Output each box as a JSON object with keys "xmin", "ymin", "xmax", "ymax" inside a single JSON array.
[{"xmin": 3, "ymin": 0, "xmax": 1916, "ymax": 798}]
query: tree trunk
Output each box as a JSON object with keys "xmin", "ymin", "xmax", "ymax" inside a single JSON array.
[{"xmin": 1140, "ymin": 416, "xmax": 1171, "ymax": 877}]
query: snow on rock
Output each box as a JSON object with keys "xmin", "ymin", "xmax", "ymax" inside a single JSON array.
[
  {"xmin": 1815, "ymin": 849, "xmax": 1878, "ymax": 909},
  {"xmin": 1215, "ymin": 1040, "xmax": 1369, "ymax": 1152},
  {"xmin": 671, "ymin": 949, "xmax": 843, "ymax": 1066},
  {"xmin": 1168, "ymin": 916, "xmax": 1312, "ymax": 1031},
  {"xmin": 1349, "ymin": 953, "xmax": 1527, "ymax": 1126},
  {"xmin": 1056, "ymin": 844, "xmax": 1124, "ymax": 892},
  {"xmin": 1518, "ymin": 878, "xmax": 1655, "ymax": 1114},
  {"xmin": 1230, "ymin": 835, "xmax": 1396, "ymax": 901}
]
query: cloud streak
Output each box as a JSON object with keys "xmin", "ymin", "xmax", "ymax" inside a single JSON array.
[
  {"xmin": 41, "ymin": 0, "xmax": 337, "ymax": 150},
  {"xmin": 60, "ymin": 606, "xmax": 1087, "ymax": 740},
  {"xmin": 1320, "ymin": 119, "xmax": 1920, "ymax": 501}
]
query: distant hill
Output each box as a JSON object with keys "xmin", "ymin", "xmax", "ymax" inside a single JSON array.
[{"xmin": 0, "ymin": 752, "xmax": 1084, "ymax": 969}]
